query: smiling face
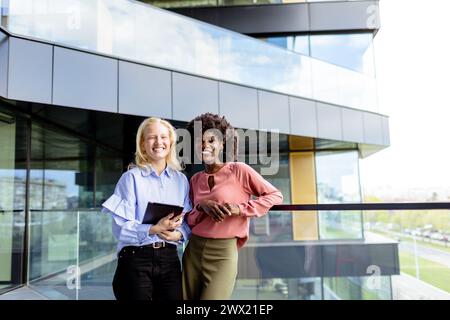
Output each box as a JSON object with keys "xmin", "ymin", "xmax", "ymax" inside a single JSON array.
[
  {"xmin": 142, "ymin": 122, "xmax": 171, "ymax": 164},
  {"xmin": 195, "ymin": 129, "xmax": 224, "ymax": 165}
]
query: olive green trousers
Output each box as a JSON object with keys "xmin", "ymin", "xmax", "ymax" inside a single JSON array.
[{"xmin": 182, "ymin": 234, "xmax": 238, "ymax": 300}]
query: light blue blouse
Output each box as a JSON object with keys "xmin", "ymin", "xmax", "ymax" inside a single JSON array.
[{"xmin": 101, "ymin": 165, "xmax": 192, "ymax": 255}]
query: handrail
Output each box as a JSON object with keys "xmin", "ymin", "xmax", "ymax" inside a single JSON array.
[
  {"xmin": 2, "ymin": 202, "xmax": 450, "ymax": 213},
  {"xmin": 272, "ymin": 202, "xmax": 450, "ymax": 211}
]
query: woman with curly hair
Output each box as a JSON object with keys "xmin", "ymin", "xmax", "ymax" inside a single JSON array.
[{"xmin": 182, "ymin": 113, "xmax": 283, "ymax": 300}]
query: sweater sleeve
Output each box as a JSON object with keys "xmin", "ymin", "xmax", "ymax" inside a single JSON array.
[{"xmin": 234, "ymin": 163, "xmax": 283, "ymax": 218}]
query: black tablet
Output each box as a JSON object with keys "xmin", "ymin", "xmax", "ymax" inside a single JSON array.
[{"xmin": 142, "ymin": 202, "xmax": 184, "ymax": 225}]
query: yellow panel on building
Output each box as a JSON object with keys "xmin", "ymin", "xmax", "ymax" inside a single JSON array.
[
  {"xmin": 289, "ymin": 135, "xmax": 314, "ymax": 151},
  {"xmin": 289, "ymin": 151, "xmax": 319, "ymax": 241}
]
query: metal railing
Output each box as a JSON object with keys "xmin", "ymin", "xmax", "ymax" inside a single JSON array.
[
  {"xmin": 1, "ymin": 202, "xmax": 449, "ymax": 300},
  {"xmin": 272, "ymin": 202, "xmax": 450, "ymax": 211}
]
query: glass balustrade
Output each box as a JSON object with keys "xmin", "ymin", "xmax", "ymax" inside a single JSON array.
[
  {"xmin": 0, "ymin": 0, "xmax": 377, "ymax": 112},
  {"xmin": 20, "ymin": 206, "xmax": 450, "ymax": 300},
  {"xmin": 141, "ymin": 0, "xmax": 368, "ymax": 9}
]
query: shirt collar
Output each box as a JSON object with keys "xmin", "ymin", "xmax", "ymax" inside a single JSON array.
[
  {"xmin": 164, "ymin": 166, "xmax": 174, "ymax": 177},
  {"xmin": 140, "ymin": 164, "xmax": 173, "ymax": 178}
]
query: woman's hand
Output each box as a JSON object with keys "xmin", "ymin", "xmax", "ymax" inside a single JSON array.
[
  {"xmin": 198, "ymin": 200, "xmax": 240, "ymax": 222},
  {"xmin": 223, "ymin": 203, "xmax": 240, "ymax": 216},
  {"xmin": 149, "ymin": 213, "xmax": 183, "ymax": 235},
  {"xmin": 158, "ymin": 230, "xmax": 183, "ymax": 242},
  {"xmin": 198, "ymin": 199, "xmax": 228, "ymax": 222}
]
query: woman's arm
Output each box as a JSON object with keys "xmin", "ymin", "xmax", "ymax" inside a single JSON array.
[
  {"xmin": 102, "ymin": 171, "xmax": 171, "ymax": 245},
  {"xmin": 233, "ymin": 163, "xmax": 283, "ymax": 218},
  {"xmin": 159, "ymin": 173, "xmax": 192, "ymax": 243}
]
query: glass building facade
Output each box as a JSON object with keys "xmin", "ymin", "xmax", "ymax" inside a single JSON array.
[
  {"xmin": 263, "ymin": 33, "xmax": 375, "ymax": 76},
  {"xmin": 0, "ymin": 97, "xmax": 394, "ymax": 299},
  {"xmin": 0, "ymin": 0, "xmax": 403, "ymax": 300},
  {"xmin": 0, "ymin": 0, "xmax": 378, "ymax": 112}
]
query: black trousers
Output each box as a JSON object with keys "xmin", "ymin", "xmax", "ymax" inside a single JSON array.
[{"xmin": 112, "ymin": 244, "xmax": 182, "ymax": 300}]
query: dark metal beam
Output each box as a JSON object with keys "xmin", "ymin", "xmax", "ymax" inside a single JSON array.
[{"xmin": 170, "ymin": 1, "xmax": 380, "ymax": 36}]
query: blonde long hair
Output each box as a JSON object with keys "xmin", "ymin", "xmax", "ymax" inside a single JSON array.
[{"xmin": 130, "ymin": 117, "xmax": 182, "ymax": 171}]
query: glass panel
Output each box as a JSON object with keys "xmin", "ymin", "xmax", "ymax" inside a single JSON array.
[
  {"xmin": 28, "ymin": 209, "xmax": 118, "ymax": 300},
  {"xmin": 365, "ymin": 210, "xmax": 450, "ymax": 299},
  {"xmin": 323, "ymin": 276, "xmax": 392, "ymax": 300},
  {"xmin": 234, "ymin": 131, "xmax": 293, "ymax": 244},
  {"xmin": 262, "ymin": 35, "xmax": 310, "ymax": 56},
  {"xmin": 232, "ymin": 278, "xmax": 322, "ymax": 300},
  {"xmin": 315, "ymin": 150, "xmax": 363, "ymax": 240},
  {"xmin": 0, "ymin": 110, "xmax": 26, "ymax": 293},
  {"xmin": 265, "ymin": 36, "xmax": 291, "ymax": 51},
  {"xmin": 292, "ymin": 35, "xmax": 310, "ymax": 56},
  {"xmin": 146, "ymin": 0, "xmax": 219, "ymax": 8},
  {"xmin": 220, "ymin": 0, "xmax": 283, "ymax": 5},
  {"xmin": 310, "ymin": 33, "xmax": 375, "ymax": 76},
  {"xmin": 1, "ymin": 0, "xmax": 376, "ymax": 111},
  {"xmin": 310, "ymin": 58, "xmax": 378, "ymax": 112},
  {"xmin": 95, "ymin": 147, "xmax": 123, "ymax": 207},
  {"xmin": 142, "ymin": 1, "xmax": 357, "ymax": 9},
  {"xmin": 30, "ymin": 122, "xmax": 94, "ymax": 210},
  {"xmin": 233, "ymin": 209, "xmax": 416, "ymax": 300},
  {"xmin": 78, "ymin": 210, "xmax": 116, "ymax": 300},
  {"xmin": 0, "ymin": 112, "xmax": 16, "ymax": 286},
  {"xmin": 78, "ymin": 211, "xmax": 116, "ymax": 263},
  {"xmin": 78, "ymin": 258, "xmax": 117, "ymax": 300},
  {"xmin": 0, "ymin": 210, "xmax": 25, "ymax": 291},
  {"xmin": 28, "ymin": 210, "xmax": 78, "ymax": 299},
  {"xmin": 249, "ymin": 154, "xmax": 292, "ymax": 243}
]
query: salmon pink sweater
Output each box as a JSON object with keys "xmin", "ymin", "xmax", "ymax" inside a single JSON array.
[{"xmin": 187, "ymin": 162, "xmax": 283, "ymax": 249}]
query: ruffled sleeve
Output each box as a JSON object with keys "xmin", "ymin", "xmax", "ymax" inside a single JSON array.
[
  {"xmin": 102, "ymin": 171, "xmax": 157, "ymax": 244},
  {"xmin": 102, "ymin": 193, "xmax": 135, "ymax": 223}
]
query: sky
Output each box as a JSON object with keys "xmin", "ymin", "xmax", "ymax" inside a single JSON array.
[{"xmin": 359, "ymin": 0, "xmax": 450, "ymax": 199}]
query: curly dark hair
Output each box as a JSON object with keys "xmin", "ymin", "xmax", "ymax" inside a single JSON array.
[{"xmin": 186, "ymin": 113, "xmax": 238, "ymax": 163}]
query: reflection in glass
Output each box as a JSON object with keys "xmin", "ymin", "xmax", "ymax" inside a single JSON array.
[
  {"xmin": 28, "ymin": 209, "xmax": 118, "ymax": 300},
  {"xmin": 1, "ymin": 0, "xmax": 377, "ymax": 111},
  {"xmin": 141, "ymin": 0, "xmax": 219, "ymax": 8},
  {"xmin": 78, "ymin": 210, "xmax": 116, "ymax": 300},
  {"xmin": 232, "ymin": 278, "xmax": 322, "ymax": 300},
  {"xmin": 30, "ymin": 122, "xmax": 94, "ymax": 210},
  {"xmin": 310, "ymin": 33, "xmax": 375, "ymax": 76},
  {"xmin": 264, "ymin": 35, "xmax": 310, "ymax": 56},
  {"xmin": 260, "ymin": 33, "xmax": 375, "ymax": 77},
  {"xmin": 250, "ymin": 154, "xmax": 292, "ymax": 243},
  {"xmin": 233, "ymin": 131, "xmax": 292, "ymax": 243},
  {"xmin": 95, "ymin": 148, "xmax": 123, "ymax": 207},
  {"xmin": 323, "ymin": 276, "xmax": 392, "ymax": 300},
  {"xmin": 142, "ymin": 0, "xmax": 358, "ymax": 8},
  {"xmin": 28, "ymin": 210, "xmax": 78, "ymax": 300},
  {"xmin": 316, "ymin": 151, "xmax": 363, "ymax": 240},
  {"xmin": 0, "ymin": 110, "xmax": 26, "ymax": 292}
]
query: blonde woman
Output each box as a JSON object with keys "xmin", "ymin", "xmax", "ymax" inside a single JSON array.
[{"xmin": 102, "ymin": 117, "xmax": 191, "ymax": 300}]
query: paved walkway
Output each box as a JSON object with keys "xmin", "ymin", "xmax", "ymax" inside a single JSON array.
[
  {"xmin": 0, "ymin": 286, "xmax": 48, "ymax": 300},
  {"xmin": 392, "ymin": 273, "xmax": 450, "ymax": 300},
  {"xmin": 367, "ymin": 231, "xmax": 450, "ymax": 268}
]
